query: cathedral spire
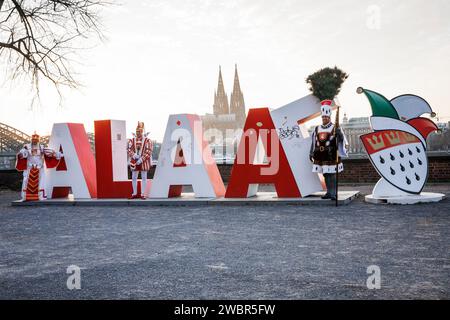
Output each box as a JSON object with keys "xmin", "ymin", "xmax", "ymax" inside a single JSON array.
[
  {"xmin": 217, "ymin": 65, "xmax": 223, "ymax": 91},
  {"xmin": 232, "ymin": 64, "xmax": 240, "ymax": 93},
  {"xmin": 213, "ymin": 65, "xmax": 229, "ymax": 115},
  {"xmin": 230, "ymin": 64, "xmax": 246, "ymax": 124}
]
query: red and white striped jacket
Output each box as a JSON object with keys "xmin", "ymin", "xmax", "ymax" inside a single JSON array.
[{"xmin": 127, "ymin": 137, "xmax": 153, "ymax": 171}]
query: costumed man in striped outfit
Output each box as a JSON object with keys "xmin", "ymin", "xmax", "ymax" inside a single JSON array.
[
  {"xmin": 16, "ymin": 133, "xmax": 62, "ymax": 201},
  {"xmin": 127, "ymin": 122, "xmax": 153, "ymax": 199},
  {"xmin": 310, "ymin": 100, "xmax": 348, "ymax": 200}
]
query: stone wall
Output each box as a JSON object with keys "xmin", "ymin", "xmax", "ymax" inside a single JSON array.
[
  {"xmin": 216, "ymin": 156, "xmax": 450, "ymax": 184},
  {"xmin": 0, "ymin": 170, "xmax": 22, "ymax": 191},
  {"xmin": 2, "ymin": 155, "xmax": 449, "ymax": 191}
]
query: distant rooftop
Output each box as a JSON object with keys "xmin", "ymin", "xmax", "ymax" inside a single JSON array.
[{"xmin": 348, "ymin": 117, "xmax": 369, "ymax": 123}]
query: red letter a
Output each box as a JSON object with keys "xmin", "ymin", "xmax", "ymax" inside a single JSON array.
[{"xmin": 225, "ymin": 108, "xmax": 300, "ymax": 198}]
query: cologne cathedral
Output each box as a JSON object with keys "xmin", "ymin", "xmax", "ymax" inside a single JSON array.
[{"xmin": 201, "ymin": 65, "xmax": 246, "ymax": 145}]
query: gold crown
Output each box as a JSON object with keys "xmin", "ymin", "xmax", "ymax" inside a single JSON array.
[
  {"xmin": 404, "ymin": 132, "xmax": 417, "ymax": 142},
  {"xmin": 368, "ymin": 134, "xmax": 385, "ymax": 151},
  {"xmin": 385, "ymin": 131, "xmax": 400, "ymax": 145}
]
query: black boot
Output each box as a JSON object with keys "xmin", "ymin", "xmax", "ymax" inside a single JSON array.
[
  {"xmin": 322, "ymin": 173, "xmax": 332, "ymax": 199},
  {"xmin": 327, "ymin": 173, "xmax": 337, "ymax": 200}
]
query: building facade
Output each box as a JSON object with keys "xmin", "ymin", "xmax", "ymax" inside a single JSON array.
[{"xmin": 340, "ymin": 115, "xmax": 372, "ymax": 156}]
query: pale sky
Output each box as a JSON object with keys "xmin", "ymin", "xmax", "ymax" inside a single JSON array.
[{"xmin": 1, "ymin": 0, "xmax": 449, "ymax": 141}]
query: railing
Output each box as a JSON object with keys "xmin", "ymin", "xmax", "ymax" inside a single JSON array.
[{"xmin": 0, "ymin": 122, "xmax": 30, "ymax": 153}]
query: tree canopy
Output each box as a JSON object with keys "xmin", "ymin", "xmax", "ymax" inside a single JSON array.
[{"xmin": 306, "ymin": 66, "xmax": 349, "ymax": 101}]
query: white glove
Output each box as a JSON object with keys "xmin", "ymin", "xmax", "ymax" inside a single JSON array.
[
  {"xmin": 20, "ymin": 149, "xmax": 28, "ymax": 158},
  {"xmin": 136, "ymin": 158, "xmax": 142, "ymax": 165},
  {"xmin": 56, "ymin": 152, "xmax": 63, "ymax": 159}
]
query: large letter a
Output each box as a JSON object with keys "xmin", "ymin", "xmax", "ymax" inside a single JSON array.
[
  {"xmin": 225, "ymin": 108, "xmax": 300, "ymax": 198},
  {"xmin": 149, "ymin": 114, "xmax": 225, "ymax": 198}
]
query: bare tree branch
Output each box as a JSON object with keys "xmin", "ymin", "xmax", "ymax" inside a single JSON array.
[{"xmin": 0, "ymin": 0, "xmax": 110, "ymax": 105}]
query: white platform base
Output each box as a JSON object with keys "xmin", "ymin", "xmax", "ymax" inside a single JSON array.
[
  {"xmin": 11, "ymin": 191, "xmax": 360, "ymax": 207},
  {"xmin": 365, "ymin": 192, "xmax": 445, "ymax": 205}
]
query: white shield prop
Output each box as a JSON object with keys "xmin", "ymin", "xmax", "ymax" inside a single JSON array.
[{"xmin": 361, "ymin": 130, "xmax": 427, "ymax": 194}]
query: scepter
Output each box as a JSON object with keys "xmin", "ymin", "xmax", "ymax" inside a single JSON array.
[{"xmin": 334, "ymin": 104, "xmax": 340, "ymax": 207}]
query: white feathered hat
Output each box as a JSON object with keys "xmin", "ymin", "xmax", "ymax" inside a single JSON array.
[{"xmin": 320, "ymin": 100, "xmax": 333, "ymax": 117}]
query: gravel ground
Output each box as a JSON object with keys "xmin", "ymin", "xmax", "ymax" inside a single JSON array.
[{"xmin": 0, "ymin": 184, "xmax": 449, "ymax": 300}]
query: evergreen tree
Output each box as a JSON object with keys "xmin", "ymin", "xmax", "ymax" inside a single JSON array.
[{"xmin": 306, "ymin": 66, "xmax": 349, "ymax": 101}]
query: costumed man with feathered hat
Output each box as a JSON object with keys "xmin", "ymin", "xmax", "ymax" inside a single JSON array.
[
  {"xmin": 16, "ymin": 133, "xmax": 63, "ymax": 201},
  {"xmin": 127, "ymin": 122, "xmax": 153, "ymax": 199},
  {"xmin": 307, "ymin": 67, "xmax": 349, "ymax": 201}
]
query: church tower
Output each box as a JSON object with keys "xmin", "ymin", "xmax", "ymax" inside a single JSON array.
[
  {"xmin": 229, "ymin": 64, "xmax": 246, "ymax": 124},
  {"xmin": 213, "ymin": 66, "xmax": 229, "ymax": 115}
]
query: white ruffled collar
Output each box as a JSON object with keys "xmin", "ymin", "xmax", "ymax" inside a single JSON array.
[{"xmin": 320, "ymin": 122, "xmax": 333, "ymax": 129}]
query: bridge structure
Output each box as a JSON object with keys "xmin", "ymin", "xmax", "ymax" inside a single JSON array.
[
  {"xmin": 0, "ymin": 123, "xmax": 31, "ymax": 170},
  {"xmin": 0, "ymin": 122, "xmax": 30, "ymax": 153},
  {"xmin": 0, "ymin": 122, "xmax": 99, "ymax": 170}
]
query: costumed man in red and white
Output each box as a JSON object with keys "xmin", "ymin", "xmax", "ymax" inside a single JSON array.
[
  {"xmin": 310, "ymin": 101, "xmax": 348, "ymax": 200},
  {"xmin": 16, "ymin": 133, "xmax": 62, "ymax": 201},
  {"xmin": 127, "ymin": 122, "xmax": 153, "ymax": 199}
]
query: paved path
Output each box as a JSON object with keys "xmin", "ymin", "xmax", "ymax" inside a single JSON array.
[{"xmin": 0, "ymin": 184, "xmax": 449, "ymax": 299}]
